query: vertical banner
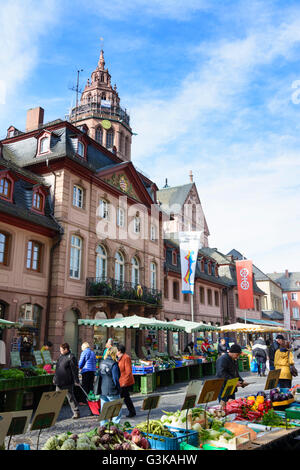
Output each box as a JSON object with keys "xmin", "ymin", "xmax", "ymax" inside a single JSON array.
[
  {"xmin": 283, "ymin": 294, "xmax": 290, "ymax": 330},
  {"xmin": 179, "ymin": 231, "xmax": 202, "ymax": 294},
  {"xmin": 235, "ymin": 260, "xmax": 254, "ymax": 309}
]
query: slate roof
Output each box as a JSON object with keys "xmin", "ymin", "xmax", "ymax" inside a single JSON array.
[
  {"xmin": 262, "ymin": 310, "xmax": 284, "ymax": 321},
  {"xmin": 0, "ymin": 158, "xmax": 62, "ymax": 234},
  {"xmin": 157, "ymin": 183, "xmax": 194, "ymax": 213},
  {"xmin": 267, "ymin": 272, "xmax": 300, "ymax": 291}
]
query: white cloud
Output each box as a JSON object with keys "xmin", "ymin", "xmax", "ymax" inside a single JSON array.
[{"xmin": 0, "ymin": 0, "xmax": 61, "ymax": 131}]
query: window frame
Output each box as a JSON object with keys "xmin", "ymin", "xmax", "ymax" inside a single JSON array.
[
  {"xmin": 117, "ymin": 207, "xmax": 125, "ymax": 227},
  {"xmin": 69, "ymin": 235, "xmax": 82, "ymax": 280},
  {"xmin": 131, "ymin": 256, "xmax": 140, "ymax": 287},
  {"xmin": 150, "ymin": 262, "xmax": 157, "ymax": 291},
  {"xmin": 0, "ymin": 231, "xmax": 10, "ymax": 266},
  {"xmin": 73, "ymin": 184, "xmax": 84, "ymax": 209},
  {"xmin": 115, "ymin": 251, "xmax": 125, "ymax": 284},
  {"xmin": 26, "ymin": 240, "xmax": 42, "ymax": 272},
  {"xmin": 214, "ymin": 290, "xmax": 219, "ymax": 307},
  {"xmin": 200, "ymin": 286, "xmax": 205, "ymax": 304},
  {"xmin": 207, "ymin": 288, "xmax": 212, "ymax": 306},
  {"xmin": 99, "ymin": 199, "xmax": 109, "ymax": 219},
  {"xmin": 96, "ymin": 244, "xmax": 107, "ymax": 280}
]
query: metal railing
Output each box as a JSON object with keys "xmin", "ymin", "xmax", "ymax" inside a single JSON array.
[
  {"xmin": 86, "ymin": 277, "xmax": 162, "ymax": 306},
  {"xmin": 68, "ymin": 103, "xmax": 130, "ymax": 126}
]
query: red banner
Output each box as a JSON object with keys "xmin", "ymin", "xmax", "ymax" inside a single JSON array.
[{"xmin": 235, "ymin": 260, "xmax": 254, "ymax": 309}]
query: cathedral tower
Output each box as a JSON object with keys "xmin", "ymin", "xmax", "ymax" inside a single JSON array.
[{"xmin": 69, "ymin": 50, "xmax": 132, "ymax": 162}]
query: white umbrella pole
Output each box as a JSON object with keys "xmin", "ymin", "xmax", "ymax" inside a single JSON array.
[{"xmin": 190, "ymin": 293, "xmax": 194, "ymax": 344}]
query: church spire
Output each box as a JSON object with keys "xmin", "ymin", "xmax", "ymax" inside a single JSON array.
[{"xmin": 98, "ymin": 49, "xmax": 105, "ymax": 70}]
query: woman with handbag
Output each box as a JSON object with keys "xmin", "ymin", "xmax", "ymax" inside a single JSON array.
[{"xmin": 274, "ymin": 340, "xmax": 297, "ymax": 389}]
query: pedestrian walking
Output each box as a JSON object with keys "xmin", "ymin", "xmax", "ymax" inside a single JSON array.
[
  {"xmin": 98, "ymin": 346, "xmax": 122, "ymax": 425},
  {"xmin": 274, "ymin": 340, "xmax": 296, "ymax": 389},
  {"xmin": 216, "ymin": 343, "xmax": 249, "ymax": 402},
  {"xmin": 116, "ymin": 344, "xmax": 136, "ymax": 418},
  {"xmin": 78, "ymin": 342, "xmax": 97, "ymax": 405},
  {"xmin": 252, "ymin": 337, "xmax": 268, "ymax": 377},
  {"xmin": 53, "ymin": 343, "xmax": 80, "ymax": 419},
  {"xmin": 268, "ymin": 334, "xmax": 285, "ymax": 370},
  {"xmin": 218, "ymin": 338, "xmax": 228, "ymax": 356}
]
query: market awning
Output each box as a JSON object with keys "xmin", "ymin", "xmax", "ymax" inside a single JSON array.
[
  {"xmin": 219, "ymin": 322, "xmax": 286, "ymax": 333},
  {"xmin": 78, "ymin": 315, "xmax": 186, "ymax": 332},
  {"xmin": 167, "ymin": 319, "xmax": 219, "ymax": 333},
  {"xmin": 245, "ymin": 318, "xmax": 284, "ymax": 327},
  {"xmin": 0, "ymin": 319, "xmax": 22, "ymax": 329}
]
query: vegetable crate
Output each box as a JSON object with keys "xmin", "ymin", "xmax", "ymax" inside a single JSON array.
[
  {"xmin": 132, "ymin": 365, "xmax": 155, "ymax": 374},
  {"xmin": 142, "ymin": 430, "xmax": 197, "ymax": 450},
  {"xmin": 165, "ymin": 425, "xmax": 199, "ymax": 447}
]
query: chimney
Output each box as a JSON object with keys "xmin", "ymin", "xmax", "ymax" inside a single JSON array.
[
  {"xmin": 189, "ymin": 170, "xmax": 193, "ymax": 183},
  {"xmin": 285, "ymin": 269, "xmax": 289, "ymax": 279},
  {"xmin": 26, "ymin": 107, "xmax": 44, "ymax": 132}
]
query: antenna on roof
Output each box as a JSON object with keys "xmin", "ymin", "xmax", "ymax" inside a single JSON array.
[{"xmin": 69, "ymin": 69, "xmax": 84, "ymax": 122}]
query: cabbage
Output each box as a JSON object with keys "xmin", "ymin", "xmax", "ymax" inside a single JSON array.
[
  {"xmin": 57, "ymin": 433, "xmax": 69, "ymax": 446},
  {"xmin": 42, "ymin": 436, "xmax": 59, "ymax": 450},
  {"xmin": 76, "ymin": 441, "xmax": 93, "ymax": 450},
  {"xmin": 60, "ymin": 439, "xmax": 76, "ymax": 450}
]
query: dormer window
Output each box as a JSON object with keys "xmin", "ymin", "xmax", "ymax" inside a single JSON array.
[
  {"xmin": 33, "ymin": 192, "xmax": 43, "ymax": 211},
  {"xmin": 77, "ymin": 141, "xmax": 84, "ymax": 158},
  {"xmin": 0, "ymin": 177, "xmax": 11, "ymax": 199},
  {"xmin": 31, "ymin": 187, "xmax": 46, "ymax": 214},
  {"xmin": 0, "ymin": 171, "xmax": 14, "ymax": 203},
  {"xmin": 200, "ymin": 259, "xmax": 205, "ymax": 272},
  {"xmin": 172, "ymin": 251, "xmax": 177, "ymax": 266},
  {"xmin": 37, "ymin": 131, "xmax": 51, "ymax": 156},
  {"xmin": 39, "ymin": 136, "xmax": 50, "ymax": 154}
]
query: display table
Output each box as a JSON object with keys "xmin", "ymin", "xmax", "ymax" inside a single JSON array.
[
  {"xmin": 241, "ymin": 427, "xmax": 300, "ymax": 450},
  {"xmin": 132, "ymin": 360, "xmax": 216, "ymax": 394},
  {"xmin": 0, "ymin": 375, "xmax": 55, "ymax": 412}
]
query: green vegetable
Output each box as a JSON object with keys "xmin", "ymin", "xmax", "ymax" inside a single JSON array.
[
  {"xmin": 60, "ymin": 439, "xmax": 76, "ymax": 450},
  {"xmin": 57, "ymin": 433, "xmax": 69, "ymax": 446},
  {"xmin": 42, "ymin": 436, "xmax": 59, "ymax": 450}
]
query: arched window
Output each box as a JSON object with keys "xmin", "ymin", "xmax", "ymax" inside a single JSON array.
[
  {"xmin": 95, "ymin": 127, "xmax": 103, "ymax": 145},
  {"xmin": 131, "ymin": 257, "xmax": 140, "ymax": 287},
  {"xmin": 96, "ymin": 245, "xmax": 107, "ymax": 280},
  {"xmin": 106, "ymin": 129, "xmax": 114, "ymax": 149},
  {"xmin": 70, "ymin": 235, "xmax": 82, "ymax": 279},
  {"xmin": 150, "ymin": 262, "xmax": 157, "ymax": 291},
  {"xmin": 39, "ymin": 136, "xmax": 50, "ymax": 154},
  {"xmin": 115, "ymin": 251, "xmax": 124, "ymax": 284}
]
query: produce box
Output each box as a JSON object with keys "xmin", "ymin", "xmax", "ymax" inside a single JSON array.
[
  {"xmin": 165, "ymin": 425, "xmax": 199, "ymax": 447},
  {"xmin": 132, "ymin": 365, "xmax": 155, "ymax": 374},
  {"xmin": 272, "ymin": 398, "xmax": 294, "ymax": 408},
  {"xmin": 285, "ymin": 407, "xmax": 300, "ymax": 420},
  {"xmin": 141, "ymin": 430, "xmax": 191, "ymax": 450},
  {"xmin": 203, "ymin": 430, "xmax": 251, "ymax": 450}
]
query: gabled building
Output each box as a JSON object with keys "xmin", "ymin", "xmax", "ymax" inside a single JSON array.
[
  {"xmin": 267, "ymin": 270, "xmax": 300, "ymax": 331},
  {"xmin": 0, "ymin": 50, "xmax": 164, "ymax": 360},
  {"xmin": 227, "ymin": 249, "xmax": 284, "ymax": 328}
]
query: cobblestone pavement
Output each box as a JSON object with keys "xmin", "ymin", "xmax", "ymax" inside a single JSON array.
[{"xmin": 7, "ymin": 356, "xmax": 300, "ymax": 449}]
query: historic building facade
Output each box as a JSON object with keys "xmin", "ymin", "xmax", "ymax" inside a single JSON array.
[
  {"xmin": 0, "ymin": 50, "xmax": 164, "ymax": 361},
  {"xmin": 267, "ymin": 270, "xmax": 300, "ymax": 330}
]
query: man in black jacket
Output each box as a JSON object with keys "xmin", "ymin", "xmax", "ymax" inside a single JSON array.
[
  {"xmin": 216, "ymin": 343, "xmax": 249, "ymax": 402},
  {"xmin": 268, "ymin": 334, "xmax": 285, "ymax": 370},
  {"xmin": 54, "ymin": 343, "xmax": 80, "ymax": 419}
]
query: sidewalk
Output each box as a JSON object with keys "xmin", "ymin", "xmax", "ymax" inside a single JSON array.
[{"xmin": 8, "ymin": 358, "xmax": 300, "ymax": 449}]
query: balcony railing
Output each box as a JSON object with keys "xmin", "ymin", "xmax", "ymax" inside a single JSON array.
[
  {"xmin": 68, "ymin": 103, "xmax": 130, "ymax": 127},
  {"xmin": 86, "ymin": 277, "xmax": 162, "ymax": 306}
]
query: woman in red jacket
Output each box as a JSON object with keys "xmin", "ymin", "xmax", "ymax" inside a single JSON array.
[{"xmin": 116, "ymin": 345, "xmax": 136, "ymax": 418}]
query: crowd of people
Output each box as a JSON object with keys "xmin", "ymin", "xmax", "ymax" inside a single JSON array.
[
  {"xmin": 53, "ymin": 339, "xmax": 136, "ymax": 422},
  {"xmin": 215, "ymin": 334, "xmax": 298, "ymax": 402}
]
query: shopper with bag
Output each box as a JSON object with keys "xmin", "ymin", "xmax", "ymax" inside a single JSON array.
[
  {"xmin": 252, "ymin": 337, "xmax": 268, "ymax": 377},
  {"xmin": 98, "ymin": 346, "xmax": 122, "ymax": 425},
  {"xmin": 78, "ymin": 342, "xmax": 97, "ymax": 405},
  {"xmin": 54, "ymin": 343, "xmax": 80, "ymax": 419},
  {"xmin": 274, "ymin": 340, "xmax": 297, "ymax": 389}
]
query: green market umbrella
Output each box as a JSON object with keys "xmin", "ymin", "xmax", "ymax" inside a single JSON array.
[
  {"xmin": 0, "ymin": 319, "xmax": 22, "ymax": 329},
  {"xmin": 78, "ymin": 315, "xmax": 186, "ymax": 332},
  {"xmin": 167, "ymin": 319, "xmax": 219, "ymax": 333}
]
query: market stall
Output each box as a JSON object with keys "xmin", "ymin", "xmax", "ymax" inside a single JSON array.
[
  {"xmin": 78, "ymin": 316, "xmax": 221, "ymax": 394},
  {"xmin": 0, "ymin": 318, "xmax": 55, "ymax": 413}
]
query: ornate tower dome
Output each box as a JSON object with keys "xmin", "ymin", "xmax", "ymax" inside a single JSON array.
[{"xmin": 69, "ymin": 49, "xmax": 132, "ymax": 162}]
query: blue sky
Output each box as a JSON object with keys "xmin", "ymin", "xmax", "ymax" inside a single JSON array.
[{"xmin": 1, "ymin": 0, "xmax": 300, "ymax": 274}]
